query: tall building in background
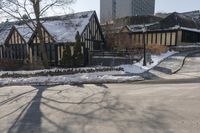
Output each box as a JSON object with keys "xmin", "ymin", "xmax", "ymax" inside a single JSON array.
[{"xmin": 100, "ymin": 0, "xmax": 155, "ymax": 23}]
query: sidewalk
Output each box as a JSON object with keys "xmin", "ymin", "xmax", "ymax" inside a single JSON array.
[{"xmin": 146, "ymin": 50, "xmax": 200, "ymax": 79}]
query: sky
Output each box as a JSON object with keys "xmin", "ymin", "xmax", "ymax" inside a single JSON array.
[
  {"xmin": 1, "ymin": 0, "xmax": 199, "ymax": 22},
  {"xmin": 71, "ymin": 0, "xmax": 200, "ymax": 18}
]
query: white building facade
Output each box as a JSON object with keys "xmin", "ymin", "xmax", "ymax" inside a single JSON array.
[{"xmin": 100, "ymin": 0, "xmax": 155, "ymax": 23}]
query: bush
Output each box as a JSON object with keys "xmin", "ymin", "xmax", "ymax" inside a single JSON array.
[
  {"xmin": 60, "ymin": 45, "xmax": 72, "ymax": 68},
  {"xmin": 147, "ymin": 44, "xmax": 168, "ymax": 55},
  {"xmin": 73, "ymin": 31, "xmax": 84, "ymax": 67},
  {"xmin": 0, "ymin": 59, "xmax": 24, "ymax": 70}
]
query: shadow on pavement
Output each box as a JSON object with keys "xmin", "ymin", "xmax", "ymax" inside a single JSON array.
[
  {"xmin": 7, "ymin": 86, "xmax": 47, "ymax": 133},
  {"xmin": 1, "ymin": 85, "xmax": 181, "ymax": 133},
  {"xmin": 95, "ymin": 83, "xmax": 109, "ymax": 88}
]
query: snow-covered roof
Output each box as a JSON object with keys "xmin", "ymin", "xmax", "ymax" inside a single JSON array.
[
  {"xmin": 0, "ymin": 28, "xmax": 11, "ymax": 46},
  {"xmin": 124, "ymin": 22, "xmax": 158, "ymax": 32},
  {"xmin": 0, "ymin": 22, "xmax": 13, "ymax": 46},
  {"xmin": 14, "ymin": 25, "xmax": 35, "ymax": 43},
  {"xmin": 127, "ymin": 25, "xmax": 145, "ymax": 32},
  {"xmin": 0, "ymin": 11, "xmax": 95, "ymax": 45},
  {"xmin": 180, "ymin": 27, "xmax": 200, "ymax": 33},
  {"xmin": 42, "ymin": 11, "xmax": 94, "ymax": 42},
  {"xmin": 159, "ymin": 12, "xmax": 200, "ymax": 29},
  {"xmin": 121, "ymin": 23, "xmax": 200, "ymax": 33},
  {"xmin": 159, "ymin": 25, "xmax": 200, "ymax": 33}
]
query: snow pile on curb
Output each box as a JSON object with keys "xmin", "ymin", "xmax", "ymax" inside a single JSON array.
[
  {"xmin": 0, "ymin": 73, "xmax": 143, "ymax": 86},
  {"xmin": 121, "ymin": 51, "xmax": 177, "ymax": 74}
]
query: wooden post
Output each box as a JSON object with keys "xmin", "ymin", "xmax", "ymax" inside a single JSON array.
[
  {"xmin": 29, "ymin": 46, "xmax": 33, "ymax": 64},
  {"xmin": 143, "ymin": 25, "xmax": 147, "ymax": 66}
]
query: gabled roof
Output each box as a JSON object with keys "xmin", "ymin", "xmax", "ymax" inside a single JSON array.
[
  {"xmin": 159, "ymin": 12, "xmax": 200, "ymax": 29},
  {"xmin": 118, "ymin": 12, "xmax": 200, "ymax": 33},
  {"xmin": 42, "ymin": 11, "xmax": 94, "ymax": 42},
  {"xmin": 0, "ymin": 28, "xmax": 11, "ymax": 46},
  {"xmin": 0, "ymin": 11, "xmax": 95, "ymax": 45},
  {"xmin": 0, "ymin": 22, "xmax": 13, "ymax": 45},
  {"xmin": 119, "ymin": 24, "xmax": 200, "ymax": 34},
  {"xmin": 14, "ymin": 24, "xmax": 35, "ymax": 43}
]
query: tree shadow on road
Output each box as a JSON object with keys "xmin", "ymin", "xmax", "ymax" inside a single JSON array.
[
  {"xmin": 94, "ymin": 83, "xmax": 108, "ymax": 88},
  {"xmin": 7, "ymin": 86, "xmax": 47, "ymax": 133},
  {"xmin": 1, "ymin": 85, "xmax": 182, "ymax": 133}
]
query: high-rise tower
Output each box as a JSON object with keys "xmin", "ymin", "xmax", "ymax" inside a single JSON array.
[{"xmin": 100, "ymin": 0, "xmax": 155, "ymax": 23}]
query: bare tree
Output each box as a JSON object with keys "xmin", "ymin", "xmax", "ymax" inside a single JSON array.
[
  {"xmin": 102, "ymin": 23, "xmax": 116, "ymax": 51},
  {"xmin": 0, "ymin": 0, "xmax": 75, "ymax": 68}
]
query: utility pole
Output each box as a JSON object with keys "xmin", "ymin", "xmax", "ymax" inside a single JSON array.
[{"xmin": 143, "ymin": 25, "xmax": 147, "ymax": 66}]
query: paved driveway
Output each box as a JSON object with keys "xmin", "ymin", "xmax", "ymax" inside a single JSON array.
[
  {"xmin": 150, "ymin": 52, "xmax": 200, "ymax": 80},
  {"xmin": 178, "ymin": 53, "xmax": 200, "ymax": 73}
]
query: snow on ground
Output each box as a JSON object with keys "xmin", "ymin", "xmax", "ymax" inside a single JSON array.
[
  {"xmin": 176, "ymin": 44, "xmax": 200, "ymax": 48},
  {"xmin": 121, "ymin": 51, "xmax": 177, "ymax": 74},
  {"xmin": 0, "ymin": 72, "xmax": 142, "ymax": 86},
  {"xmin": 0, "ymin": 51, "xmax": 177, "ymax": 85},
  {"xmin": 0, "ymin": 67, "xmax": 122, "ymax": 76}
]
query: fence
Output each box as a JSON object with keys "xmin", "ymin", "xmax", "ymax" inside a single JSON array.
[
  {"xmin": 0, "ymin": 44, "xmax": 28, "ymax": 60},
  {"xmin": 89, "ymin": 49, "xmax": 144, "ymax": 66}
]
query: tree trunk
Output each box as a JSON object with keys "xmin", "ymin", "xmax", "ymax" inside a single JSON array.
[
  {"xmin": 37, "ymin": 24, "xmax": 49, "ymax": 68},
  {"xmin": 33, "ymin": 0, "xmax": 49, "ymax": 68}
]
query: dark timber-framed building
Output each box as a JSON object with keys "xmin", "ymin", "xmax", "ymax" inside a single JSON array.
[
  {"xmin": 0, "ymin": 11, "xmax": 105, "ymax": 68},
  {"xmin": 110, "ymin": 12, "xmax": 200, "ymax": 49}
]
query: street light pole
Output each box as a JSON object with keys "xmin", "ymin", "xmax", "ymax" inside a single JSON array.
[{"xmin": 143, "ymin": 25, "xmax": 147, "ymax": 66}]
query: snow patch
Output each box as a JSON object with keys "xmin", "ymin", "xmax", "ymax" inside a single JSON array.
[
  {"xmin": 0, "ymin": 72, "xmax": 142, "ymax": 86},
  {"xmin": 121, "ymin": 51, "xmax": 177, "ymax": 74}
]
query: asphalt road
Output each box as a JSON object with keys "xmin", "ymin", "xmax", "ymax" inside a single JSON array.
[{"xmin": 0, "ymin": 53, "xmax": 200, "ymax": 133}]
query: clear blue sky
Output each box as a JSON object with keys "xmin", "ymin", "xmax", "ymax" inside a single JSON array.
[{"xmin": 72, "ymin": 0, "xmax": 200, "ymax": 17}]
